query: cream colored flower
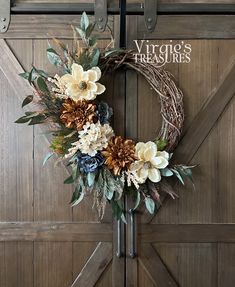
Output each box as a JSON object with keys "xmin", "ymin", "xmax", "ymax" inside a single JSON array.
[
  {"xmin": 130, "ymin": 141, "xmax": 169, "ymax": 183},
  {"xmin": 66, "ymin": 121, "xmax": 114, "ymax": 158},
  {"xmin": 60, "ymin": 63, "xmax": 105, "ymax": 101}
]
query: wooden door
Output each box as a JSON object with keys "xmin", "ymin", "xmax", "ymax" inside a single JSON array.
[
  {"xmin": 124, "ymin": 13, "xmax": 235, "ymax": 287},
  {"xmin": 0, "ymin": 14, "xmax": 125, "ymax": 287}
]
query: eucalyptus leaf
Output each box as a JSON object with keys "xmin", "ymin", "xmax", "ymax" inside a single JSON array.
[
  {"xmin": 171, "ymin": 168, "xmax": 185, "ymax": 185},
  {"xmin": 64, "ymin": 175, "xmax": 74, "ymax": 184},
  {"xmin": 47, "ymin": 48, "xmax": 62, "ymax": 67},
  {"xmin": 28, "ymin": 114, "xmax": 46, "ymax": 125},
  {"xmin": 37, "ymin": 77, "xmax": 49, "ymax": 94},
  {"xmin": 145, "ymin": 197, "xmax": 155, "ymax": 214},
  {"xmin": 70, "ymin": 187, "xmax": 84, "ymax": 207},
  {"xmin": 161, "ymin": 168, "xmax": 174, "ymax": 177},
  {"xmin": 19, "ymin": 72, "xmax": 29, "ymax": 80},
  {"xmin": 89, "ymin": 48, "xmax": 100, "ymax": 68},
  {"xmin": 22, "ymin": 95, "xmax": 33, "ymax": 108},
  {"xmin": 72, "ymin": 164, "xmax": 78, "ymax": 180},
  {"xmin": 75, "ymin": 27, "xmax": 86, "ymax": 39},
  {"xmin": 80, "ymin": 11, "xmax": 89, "ymax": 31},
  {"xmin": 15, "ymin": 116, "xmax": 31, "ymax": 124},
  {"xmin": 133, "ymin": 191, "xmax": 141, "ymax": 210},
  {"xmin": 86, "ymin": 23, "xmax": 95, "ymax": 38},
  {"xmin": 87, "ymin": 172, "xmax": 96, "ymax": 187},
  {"xmin": 43, "ymin": 152, "xmax": 54, "ymax": 166}
]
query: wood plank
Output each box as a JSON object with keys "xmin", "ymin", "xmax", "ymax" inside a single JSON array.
[
  {"xmin": 71, "ymin": 242, "xmax": 112, "ymax": 287},
  {"xmin": 0, "ymin": 222, "xmax": 112, "ymax": 242},
  {"xmin": 140, "ymin": 224, "xmax": 235, "ymax": 243},
  {"xmin": 34, "ymin": 242, "xmax": 72, "ymax": 287},
  {"xmin": 139, "ymin": 243, "xmax": 178, "ymax": 287},
  {"xmin": 174, "ymin": 60, "xmax": 235, "ymax": 164},
  {"xmin": 1, "ymin": 15, "xmax": 114, "ymax": 39},
  {"xmin": 137, "ymin": 15, "xmax": 235, "ymax": 39},
  {"xmin": 218, "ymin": 243, "xmax": 235, "ymax": 287}
]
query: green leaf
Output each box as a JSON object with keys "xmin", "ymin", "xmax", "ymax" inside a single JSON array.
[
  {"xmin": 75, "ymin": 27, "xmax": 86, "ymax": 39},
  {"xmin": 145, "ymin": 197, "xmax": 155, "ymax": 214},
  {"xmin": 171, "ymin": 168, "xmax": 185, "ymax": 185},
  {"xmin": 19, "ymin": 72, "xmax": 30, "ymax": 80},
  {"xmin": 88, "ymin": 35, "xmax": 97, "ymax": 47},
  {"xmin": 105, "ymin": 186, "xmax": 114, "ymax": 201},
  {"xmin": 89, "ymin": 48, "xmax": 100, "ymax": 68},
  {"xmin": 47, "ymin": 48, "xmax": 62, "ymax": 67},
  {"xmin": 80, "ymin": 12, "xmax": 89, "ymax": 31},
  {"xmin": 86, "ymin": 23, "xmax": 95, "ymax": 38},
  {"xmin": 161, "ymin": 168, "xmax": 173, "ymax": 177},
  {"xmin": 28, "ymin": 114, "xmax": 46, "ymax": 125},
  {"xmin": 72, "ymin": 164, "xmax": 78, "ymax": 180},
  {"xmin": 15, "ymin": 116, "xmax": 31, "ymax": 124},
  {"xmin": 111, "ymin": 200, "xmax": 124, "ymax": 220},
  {"xmin": 121, "ymin": 213, "xmax": 127, "ymax": 224},
  {"xmin": 32, "ymin": 66, "xmax": 49, "ymax": 78},
  {"xmin": 64, "ymin": 175, "xmax": 75, "ymax": 184},
  {"xmin": 43, "ymin": 152, "xmax": 54, "ymax": 166},
  {"xmin": 70, "ymin": 187, "xmax": 84, "ymax": 207},
  {"xmin": 37, "ymin": 77, "xmax": 49, "ymax": 94},
  {"xmin": 156, "ymin": 139, "xmax": 168, "ymax": 151},
  {"xmin": 22, "ymin": 95, "xmax": 33, "ymax": 108},
  {"xmin": 87, "ymin": 172, "xmax": 96, "ymax": 187},
  {"xmin": 133, "ymin": 191, "xmax": 141, "ymax": 210}
]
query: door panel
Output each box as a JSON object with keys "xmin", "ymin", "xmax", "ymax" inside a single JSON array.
[
  {"xmin": 125, "ymin": 14, "xmax": 235, "ymax": 287},
  {"xmin": 0, "ymin": 14, "xmax": 125, "ymax": 287}
]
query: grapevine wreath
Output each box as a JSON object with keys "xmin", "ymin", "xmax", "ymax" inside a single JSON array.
[{"xmin": 16, "ymin": 13, "xmax": 195, "ymax": 220}]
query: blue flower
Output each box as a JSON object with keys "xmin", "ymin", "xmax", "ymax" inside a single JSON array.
[
  {"xmin": 77, "ymin": 152, "xmax": 104, "ymax": 173},
  {"xmin": 96, "ymin": 101, "xmax": 113, "ymax": 124}
]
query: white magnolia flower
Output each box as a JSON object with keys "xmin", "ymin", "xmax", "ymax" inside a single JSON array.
[
  {"xmin": 66, "ymin": 121, "xmax": 114, "ymax": 158},
  {"xmin": 130, "ymin": 141, "xmax": 169, "ymax": 183},
  {"xmin": 60, "ymin": 63, "xmax": 105, "ymax": 101}
]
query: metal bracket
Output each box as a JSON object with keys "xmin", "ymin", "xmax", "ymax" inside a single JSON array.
[
  {"xmin": 95, "ymin": 0, "xmax": 107, "ymax": 32},
  {"xmin": 144, "ymin": 0, "xmax": 157, "ymax": 32},
  {"xmin": 0, "ymin": 0, "xmax": 10, "ymax": 33}
]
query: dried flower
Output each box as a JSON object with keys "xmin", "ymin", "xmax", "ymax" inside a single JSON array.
[
  {"xmin": 130, "ymin": 141, "xmax": 169, "ymax": 183},
  {"xmin": 60, "ymin": 98, "xmax": 96, "ymax": 130},
  {"xmin": 102, "ymin": 136, "xmax": 136, "ymax": 176},
  {"xmin": 65, "ymin": 121, "xmax": 114, "ymax": 158},
  {"xmin": 96, "ymin": 101, "xmax": 113, "ymax": 124},
  {"xmin": 77, "ymin": 152, "xmax": 104, "ymax": 173},
  {"xmin": 60, "ymin": 63, "xmax": 105, "ymax": 101}
]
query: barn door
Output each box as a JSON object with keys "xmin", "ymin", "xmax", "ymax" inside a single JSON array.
[
  {"xmin": 0, "ymin": 14, "xmax": 125, "ymax": 287},
  {"xmin": 125, "ymin": 13, "xmax": 235, "ymax": 287}
]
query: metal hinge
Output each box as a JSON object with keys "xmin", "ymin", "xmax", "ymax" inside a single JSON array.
[
  {"xmin": 95, "ymin": 0, "xmax": 107, "ymax": 32},
  {"xmin": 144, "ymin": 0, "xmax": 157, "ymax": 32},
  {"xmin": 0, "ymin": 0, "xmax": 10, "ymax": 33}
]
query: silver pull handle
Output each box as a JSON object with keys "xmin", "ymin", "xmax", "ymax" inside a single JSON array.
[
  {"xmin": 129, "ymin": 209, "xmax": 136, "ymax": 258},
  {"xmin": 116, "ymin": 219, "xmax": 123, "ymax": 258}
]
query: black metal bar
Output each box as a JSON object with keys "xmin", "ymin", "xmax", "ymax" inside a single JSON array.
[
  {"xmin": 11, "ymin": 3, "xmax": 235, "ymax": 14},
  {"xmin": 116, "ymin": 219, "xmax": 123, "ymax": 258},
  {"xmin": 119, "ymin": 0, "xmax": 126, "ymax": 48},
  {"xmin": 129, "ymin": 209, "xmax": 136, "ymax": 258}
]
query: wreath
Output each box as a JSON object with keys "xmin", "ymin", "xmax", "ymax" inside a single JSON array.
[{"xmin": 16, "ymin": 13, "xmax": 195, "ymax": 221}]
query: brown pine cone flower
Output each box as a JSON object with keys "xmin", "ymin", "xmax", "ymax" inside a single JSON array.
[
  {"xmin": 102, "ymin": 136, "xmax": 136, "ymax": 176},
  {"xmin": 60, "ymin": 98, "xmax": 96, "ymax": 130}
]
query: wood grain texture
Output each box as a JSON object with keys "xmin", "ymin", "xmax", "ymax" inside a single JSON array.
[
  {"xmin": 174, "ymin": 59, "xmax": 235, "ymax": 164},
  {"xmin": 0, "ymin": 222, "xmax": 112, "ymax": 241},
  {"xmin": 139, "ymin": 243, "xmax": 179, "ymax": 287},
  {"xmin": 218, "ymin": 243, "xmax": 235, "ymax": 287},
  {"xmin": 1, "ymin": 15, "xmax": 114, "ymax": 39},
  {"xmin": 140, "ymin": 224, "xmax": 235, "ymax": 243},
  {"xmin": 71, "ymin": 242, "xmax": 112, "ymax": 287}
]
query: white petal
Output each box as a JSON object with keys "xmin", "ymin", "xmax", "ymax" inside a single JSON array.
[
  {"xmin": 157, "ymin": 151, "xmax": 170, "ymax": 160},
  {"xmin": 91, "ymin": 66, "xmax": 102, "ymax": 81},
  {"xmin": 60, "ymin": 74, "xmax": 76, "ymax": 85},
  {"xmin": 87, "ymin": 70, "xmax": 98, "ymax": 82},
  {"xmin": 130, "ymin": 161, "xmax": 144, "ymax": 172},
  {"xmin": 145, "ymin": 141, "xmax": 157, "ymax": 152},
  {"xmin": 144, "ymin": 146, "xmax": 156, "ymax": 161},
  {"xmin": 150, "ymin": 157, "xmax": 163, "ymax": 167},
  {"xmin": 148, "ymin": 168, "xmax": 161, "ymax": 183},
  {"xmin": 71, "ymin": 64, "xmax": 83, "ymax": 81},
  {"xmin": 154, "ymin": 156, "xmax": 169, "ymax": 169},
  {"xmin": 137, "ymin": 167, "xmax": 148, "ymax": 182},
  {"xmin": 95, "ymin": 83, "xmax": 106, "ymax": 95},
  {"xmin": 88, "ymin": 81, "xmax": 98, "ymax": 92}
]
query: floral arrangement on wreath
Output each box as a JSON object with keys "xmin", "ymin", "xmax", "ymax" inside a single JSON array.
[{"xmin": 16, "ymin": 13, "xmax": 195, "ymax": 221}]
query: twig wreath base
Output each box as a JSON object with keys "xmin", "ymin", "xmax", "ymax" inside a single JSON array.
[{"xmin": 15, "ymin": 12, "xmax": 195, "ymax": 221}]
